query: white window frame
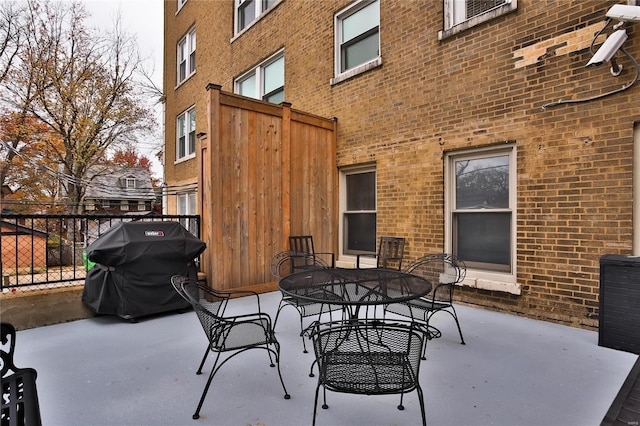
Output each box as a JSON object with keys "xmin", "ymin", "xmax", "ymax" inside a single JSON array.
[
  {"xmin": 439, "ymin": 0, "xmax": 517, "ymax": 40},
  {"xmin": 331, "ymin": 0, "xmax": 381, "ymax": 86},
  {"xmin": 120, "ymin": 200, "xmax": 129, "ymax": 211},
  {"xmin": 337, "ymin": 164, "xmax": 377, "ymax": 267},
  {"xmin": 176, "ymin": 106, "xmax": 196, "ymax": 162},
  {"xmin": 177, "ymin": 27, "xmax": 196, "ymax": 85},
  {"xmin": 234, "ymin": 50, "xmax": 284, "ymax": 103},
  {"xmin": 125, "ymin": 178, "xmax": 136, "ymax": 189},
  {"xmin": 177, "ymin": 192, "xmax": 197, "ymax": 233},
  {"xmin": 137, "ymin": 201, "xmax": 146, "ymax": 211},
  {"xmin": 445, "ymin": 144, "xmax": 520, "ymax": 294},
  {"xmin": 234, "ymin": 0, "xmax": 279, "ymax": 35}
]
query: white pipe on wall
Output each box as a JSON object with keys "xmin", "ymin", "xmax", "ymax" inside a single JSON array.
[{"xmin": 634, "ymin": 122, "xmax": 640, "ymax": 255}]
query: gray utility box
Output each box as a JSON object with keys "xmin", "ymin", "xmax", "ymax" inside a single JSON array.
[{"xmin": 599, "ymin": 255, "xmax": 640, "ymax": 354}]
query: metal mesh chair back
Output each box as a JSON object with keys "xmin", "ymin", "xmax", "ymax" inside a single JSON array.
[
  {"xmin": 385, "ymin": 254, "xmax": 467, "ymax": 358},
  {"xmin": 403, "ymin": 253, "xmax": 465, "ymax": 302},
  {"xmin": 270, "ymin": 250, "xmax": 330, "ymax": 279},
  {"xmin": 309, "ymin": 320, "xmax": 427, "ymax": 426},
  {"xmin": 1, "ymin": 322, "xmax": 42, "ymax": 426},
  {"xmin": 181, "ymin": 281, "xmax": 272, "ymax": 351}
]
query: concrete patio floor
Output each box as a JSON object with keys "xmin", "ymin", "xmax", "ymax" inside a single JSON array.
[{"xmin": 11, "ymin": 290, "xmax": 639, "ymax": 426}]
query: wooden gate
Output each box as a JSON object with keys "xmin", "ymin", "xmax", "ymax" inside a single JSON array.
[{"xmin": 199, "ymin": 84, "xmax": 337, "ymax": 291}]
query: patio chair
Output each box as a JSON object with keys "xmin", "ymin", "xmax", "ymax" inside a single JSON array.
[
  {"xmin": 1, "ymin": 322, "xmax": 42, "ymax": 426},
  {"xmin": 309, "ymin": 319, "xmax": 427, "ymax": 426},
  {"xmin": 289, "ymin": 235, "xmax": 336, "ymax": 269},
  {"xmin": 171, "ymin": 275, "xmax": 290, "ymax": 420},
  {"xmin": 270, "ymin": 251, "xmax": 343, "ymax": 353},
  {"xmin": 385, "ymin": 253, "xmax": 466, "ymax": 359},
  {"xmin": 356, "ymin": 236, "xmax": 406, "ymax": 270}
]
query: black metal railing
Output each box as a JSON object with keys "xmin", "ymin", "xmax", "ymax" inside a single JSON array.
[{"xmin": 0, "ymin": 214, "xmax": 200, "ymax": 292}]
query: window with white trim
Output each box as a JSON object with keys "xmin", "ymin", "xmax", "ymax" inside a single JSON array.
[
  {"xmin": 176, "ymin": 107, "xmax": 196, "ymax": 161},
  {"xmin": 137, "ymin": 201, "xmax": 146, "ymax": 211},
  {"xmin": 334, "ymin": 0, "xmax": 380, "ymax": 79},
  {"xmin": 125, "ymin": 178, "xmax": 136, "ymax": 189},
  {"xmin": 235, "ymin": 52, "xmax": 284, "ymax": 104},
  {"xmin": 235, "ymin": 0, "xmax": 278, "ymax": 34},
  {"xmin": 446, "ymin": 146, "xmax": 515, "ymax": 273},
  {"xmin": 341, "ymin": 166, "xmax": 377, "ymax": 256},
  {"xmin": 177, "ymin": 28, "xmax": 196, "ymax": 84},
  {"xmin": 441, "ymin": 0, "xmax": 517, "ymax": 39},
  {"xmin": 120, "ymin": 200, "xmax": 129, "ymax": 211},
  {"xmin": 177, "ymin": 192, "xmax": 197, "ymax": 233}
]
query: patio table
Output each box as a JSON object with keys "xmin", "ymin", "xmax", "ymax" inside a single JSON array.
[{"xmin": 278, "ymin": 267, "xmax": 432, "ymax": 320}]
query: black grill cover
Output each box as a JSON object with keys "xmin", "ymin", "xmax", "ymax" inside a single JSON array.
[{"xmin": 82, "ymin": 221, "xmax": 206, "ymax": 320}]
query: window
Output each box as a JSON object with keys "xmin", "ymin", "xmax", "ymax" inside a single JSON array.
[
  {"xmin": 333, "ymin": 0, "xmax": 380, "ymax": 82},
  {"xmin": 446, "ymin": 146, "xmax": 515, "ymax": 273},
  {"xmin": 120, "ymin": 200, "xmax": 129, "ymax": 211},
  {"xmin": 440, "ymin": 0, "xmax": 517, "ymax": 39},
  {"xmin": 125, "ymin": 178, "xmax": 136, "ymax": 189},
  {"xmin": 177, "ymin": 28, "xmax": 196, "ymax": 84},
  {"xmin": 235, "ymin": 52, "xmax": 284, "ymax": 104},
  {"xmin": 177, "ymin": 192, "xmax": 197, "ymax": 233},
  {"xmin": 235, "ymin": 0, "xmax": 278, "ymax": 34},
  {"xmin": 341, "ymin": 166, "xmax": 377, "ymax": 256},
  {"xmin": 176, "ymin": 107, "xmax": 196, "ymax": 161}
]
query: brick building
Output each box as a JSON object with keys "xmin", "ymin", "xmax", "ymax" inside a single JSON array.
[{"xmin": 163, "ymin": 0, "xmax": 640, "ymax": 328}]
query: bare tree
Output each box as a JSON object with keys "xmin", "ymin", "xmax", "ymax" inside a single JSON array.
[
  {"xmin": 0, "ymin": 0, "xmax": 26, "ymax": 84},
  {"xmin": 1, "ymin": 0, "xmax": 157, "ymax": 214}
]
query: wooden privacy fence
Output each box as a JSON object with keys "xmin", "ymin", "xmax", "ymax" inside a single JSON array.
[{"xmin": 199, "ymin": 84, "xmax": 337, "ymax": 291}]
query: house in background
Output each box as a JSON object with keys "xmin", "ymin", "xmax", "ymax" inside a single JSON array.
[
  {"xmin": 163, "ymin": 0, "xmax": 640, "ymax": 329},
  {"xmin": 83, "ymin": 167, "xmax": 156, "ymax": 215},
  {"xmin": 1, "ymin": 220, "xmax": 47, "ymax": 273}
]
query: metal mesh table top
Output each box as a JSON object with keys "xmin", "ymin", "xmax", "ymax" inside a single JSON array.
[{"xmin": 278, "ymin": 268, "xmax": 432, "ymax": 306}]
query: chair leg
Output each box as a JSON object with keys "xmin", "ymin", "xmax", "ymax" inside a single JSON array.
[
  {"xmin": 299, "ymin": 317, "xmax": 309, "ymax": 353},
  {"xmin": 196, "ymin": 344, "xmax": 209, "ymax": 375},
  {"xmin": 312, "ymin": 383, "xmax": 322, "ymax": 426},
  {"xmin": 273, "ymin": 299, "xmax": 286, "ymax": 332},
  {"xmin": 449, "ymin": 306, "xmax": 465, "ymax": 345},
  {"xmin": 193, "ymin": 360, "xmax": 218, "ymax": 419},
  {"xmin": 416, "ymin": 383, "xmax": 427, "ymax": 426},
  {"xmin": 270, "ymin": 343, "xmax": 291, "ymax": 400}
]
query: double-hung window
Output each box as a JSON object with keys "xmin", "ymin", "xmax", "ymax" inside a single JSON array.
[
  {"xmin": 446, "ymin": 146, "xmax": 515, "ymax": 274},
  {"xmin": 235, "ymin": 52, "xmax": 284, "ymax": 104},
  {"xmin": 333, "ymin": 0, "xmax": 380, "ymax": 83},
  {"xmin": 235, "ymin": 0, "xmax": 278, "ymax": 34},
  {"xmin": 177, "ymin": 192, "xmax": 197, "ymax": 234},
  {"xmin": 440, "ymin": 0, "xmax": 517, "ymax": 39},
  {"xmin": 177, "ymin": 28, "xmax": 196, "ymax": 84},
  {"xmin": 176, "ymin": 107, "xmax": 196, "ymax": 161},
  {"xmin": 341, "ymin": 166, "xmax": 377, "ymax": 256}
]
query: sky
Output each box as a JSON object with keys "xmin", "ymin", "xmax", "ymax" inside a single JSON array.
[{"xmin": 80, "ymin": 0, "xmax": 165, "ymax": 177}]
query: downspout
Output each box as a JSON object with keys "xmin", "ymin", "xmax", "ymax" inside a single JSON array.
[{"xmin": 634, "ymin": 122, "xmax": 640, "ymax": 255}]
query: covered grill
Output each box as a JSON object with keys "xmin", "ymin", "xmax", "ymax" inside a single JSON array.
[{"xmin": 82, "ymin": 221, "xmax": 206, "ymax": 320}]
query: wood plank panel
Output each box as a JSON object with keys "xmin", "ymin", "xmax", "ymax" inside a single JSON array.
[{"xmin": 203, "ymin": 86, "xmax": 335, "ymax": 291}]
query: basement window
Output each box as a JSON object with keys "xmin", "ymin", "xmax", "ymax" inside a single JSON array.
[{"xmin": 439, "ymin": 0, "xmax": 517, "ymax": 40}]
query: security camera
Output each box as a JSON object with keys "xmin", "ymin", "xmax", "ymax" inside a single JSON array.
[
  {"xmin": 606, "ymin": 4, "xmax": 640, "ymax": 23},
  {"xmin": 586, "ymin": 29, "xmax": 628, "ymax": 67}
]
